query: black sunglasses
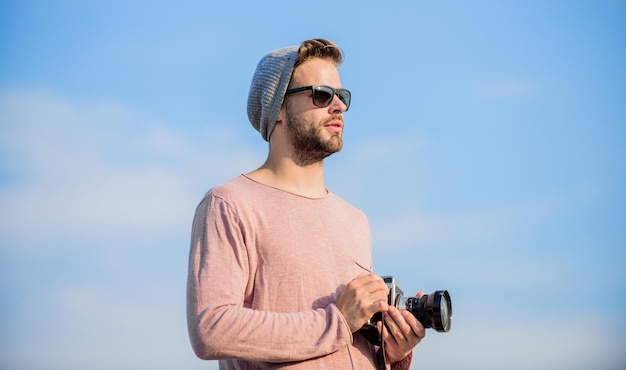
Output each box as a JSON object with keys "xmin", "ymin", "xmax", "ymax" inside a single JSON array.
[{"xmin": 284, "ymin": 85, "xmax": 351, "ymax": 111}]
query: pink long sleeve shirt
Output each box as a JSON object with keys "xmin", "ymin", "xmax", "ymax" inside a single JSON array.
[{"xmin": 187, "ymin": 175, "xmax": 412, "ymax": 369}]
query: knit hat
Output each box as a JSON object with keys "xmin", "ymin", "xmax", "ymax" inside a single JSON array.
[{"xmin": 247, "ymin": 45, "xmax": 299, "ymax": 141}]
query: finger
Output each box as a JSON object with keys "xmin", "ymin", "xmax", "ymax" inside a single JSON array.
[
  {"xmin": 363, "ymin": 275, "xmax": 389, "ymax": 293},
  {"xmin": 346, "ymin": 274, "xmax": 372, "ymax": 290},
  {"xmin": 383, "ymin": 308, "xmax": 408, "ymax": 341},
  {"xmin": 356, "ymin": 273, "xmax": 382, "ymax": 284},
  {"xmin": 342, "ymin": 275, "xmax": 389, "ymax": 318},
  {"xmin": 343, "ymin": 274, "xmax": 385, "ymax": 300},
  {"xmin": 361, "ymin": 275, "xmax": 389, "ymax": 308},
  {"xmin": 401, "ymin": 310, "xmax": 426, "ymax": 339},
  {"xmin": 381, "ymin": 318, "xmax": 400, "ymax": 346},
  {"xmin": 386, "ymin": 306, "xmax": 413, "ymax": 336},
  {"xmin": 349, "ymin": 274, "xmax": 388, "ymax": 297}
]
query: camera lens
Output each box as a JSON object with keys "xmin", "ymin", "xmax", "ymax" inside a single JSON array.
[
  {"xmin": 358, "ymin": 283, "xmax": 453, "ymax": 346},
  {"xmin": 441, "ymin": 304, "xmax": 449, "ymax": 328},
  {"xmin": 435, "ymin": 291, "xmax": 451, "ymax": 331},
  {"xmin": 405, "ymin": 290, "xmax": 452, "ymax": 332}
]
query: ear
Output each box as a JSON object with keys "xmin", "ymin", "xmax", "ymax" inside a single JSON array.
[
  {"xmin": 276, "ymin": 105, "xmax": 286, "ymax": 127},
  {"xmin": 267, "ymin": 106, "xmax": 286, "ymax": 143}
]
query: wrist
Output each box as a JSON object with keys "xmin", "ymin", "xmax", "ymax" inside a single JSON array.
[{"xmin": 390, "ymin": 351, "xmax": 412, "ymax": 370}]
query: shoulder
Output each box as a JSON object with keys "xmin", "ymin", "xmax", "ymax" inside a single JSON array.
[
  {"xmin": 208, "ymin": 175, "xmax": 248, "ymax": 199},
  {"xmin": 193, "ymin": 176, "xmax": 254, "ymax": 223},
  {"xmin": 327, "ymin": 192, "xmax": 369, "ymax": 222},
  {"xmin": 199, "ymin": 175, "xmax": 274, "ymax": 212},
  {"xmin": 195, "ymin": 176, "xmax": 245, "ymax": 210}
]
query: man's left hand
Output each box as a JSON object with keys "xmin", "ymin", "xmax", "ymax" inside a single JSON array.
[{"xmin": 378, "ymin": 304, "xmax": 425, "ymax": 365}]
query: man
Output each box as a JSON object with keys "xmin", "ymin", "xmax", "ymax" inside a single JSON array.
[{"xmin": 187, "ymin": 38, "xmax": 425, "ymax": 370}]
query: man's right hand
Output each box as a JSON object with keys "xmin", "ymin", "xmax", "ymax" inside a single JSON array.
[{"xmin": 336, "ymin": 274, "xmax": 390, "ymax": 333}]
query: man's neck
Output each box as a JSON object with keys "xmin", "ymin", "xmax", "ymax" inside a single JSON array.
[{"xmin": 247, "ymin": 156, "xmax": 327, "ymax": 198}]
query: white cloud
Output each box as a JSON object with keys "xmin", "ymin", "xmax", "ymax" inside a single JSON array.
[
  {"xmin": 1, "ymin": 89, "xmax": 623, "ymax": 370},
  {"xmin": 0, "ymin": 283, "xmax": 220, "ymax": 370},
  {"xmin": 1, "ymin": 281, "xmax": 622, "ymax": 370},
  {"xmin": 372, "ymin": 211, "xmax": 492, "ymax": 248},
  {"xmin": 0, "ymin": 88, "xmax": 261, "ymax": 252},
  {"xmin": 371, "ymin": 193, "xmax": 562, "ymax": 252},
  {"xmin": 415, "ymin": 315, "xmax": 624, "ymax": 370}
]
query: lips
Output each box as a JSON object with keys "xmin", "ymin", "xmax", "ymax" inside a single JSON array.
[
  {"xmin": 325, "ymin": 121, "xmax": 343, "ymax": 133},
  {"xmin": 324, "ymin": 116, "xmax": 344, "ymax": 133}
]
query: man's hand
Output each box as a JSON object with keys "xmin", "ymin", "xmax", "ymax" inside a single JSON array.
[
  {"xmin": 378, "ymin": 294, "xmax": 426, "ymax": 365},
  {"xmin": 336, "ymin": 274, "xmax": 390, "ymax": 333}
]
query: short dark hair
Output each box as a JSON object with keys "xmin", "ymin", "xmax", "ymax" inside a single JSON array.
[{"xmin": 294, "ymin": 38, "xmax": 343, "ymax": 68}]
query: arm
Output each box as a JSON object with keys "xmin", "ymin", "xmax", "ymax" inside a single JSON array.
[{"xmin": 186, "ymin": 194, "xmax": 353, "ymax": 363}]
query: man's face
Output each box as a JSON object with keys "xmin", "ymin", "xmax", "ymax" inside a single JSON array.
[{"xmin": 283, "ymin": 58, "xmax": 348, "ymax": 166}]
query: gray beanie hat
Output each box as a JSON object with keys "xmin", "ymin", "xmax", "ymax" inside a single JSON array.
[{"xmin": 247, "ymin": 45, "xmax": 299, "ymax": 141}]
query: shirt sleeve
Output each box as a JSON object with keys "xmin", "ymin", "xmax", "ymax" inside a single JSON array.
[
  {"xmin": 186, "ymin": 194, "xmax": 353, "ymax": 363},
  {"xmin": 391, "ymin": 351, "xmax": 413, "ymax": 370}
]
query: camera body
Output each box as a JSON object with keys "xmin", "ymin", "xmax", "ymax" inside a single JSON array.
[
  {"xmin": 358, "ymin": 276, "xmax": 452, "ymax": 346},
  {"xmin": 383, "ymin": 276, "xmax": 406, "ymax": 308}
]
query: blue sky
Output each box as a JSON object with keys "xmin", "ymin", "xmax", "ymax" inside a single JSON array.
[{"xmin": 1, "ymin": 1, "xmax": 624, "ymax": 369}]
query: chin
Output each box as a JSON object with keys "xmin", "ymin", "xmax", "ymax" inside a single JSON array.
[{"xmin": 329, "ymin": 136, "xmax": 343, "ymax": 151}]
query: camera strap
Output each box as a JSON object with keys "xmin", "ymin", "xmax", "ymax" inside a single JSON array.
[{"xmin": 376, "ymin": 316, "xmax": 390, "ymax": 370}]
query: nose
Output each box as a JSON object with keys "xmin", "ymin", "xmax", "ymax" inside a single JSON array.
[{"xmin": 328, "ymin": 93, "xmax": 348, "ymax": 114}]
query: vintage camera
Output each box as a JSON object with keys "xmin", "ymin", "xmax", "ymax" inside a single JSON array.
[{"xmin": 359, "ymin": 276, "xmax": 452, "ymax": 346}]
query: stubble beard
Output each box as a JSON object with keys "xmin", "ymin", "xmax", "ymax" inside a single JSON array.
[{"xmin": 285, "ymin": 105, "xmax": 344, "ymax": 167}]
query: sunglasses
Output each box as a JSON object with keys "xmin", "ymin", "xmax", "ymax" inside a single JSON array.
[{"xmin": 284, "ymin": 85, "xmax": 351, "ymax": 111}]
